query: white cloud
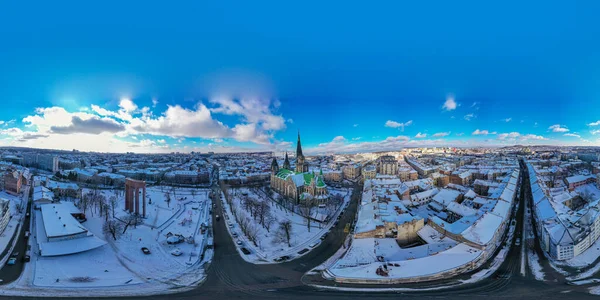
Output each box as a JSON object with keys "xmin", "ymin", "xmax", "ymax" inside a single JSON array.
[
  {"xmin": 503, "ymin": 118, "xmax": 512, "ymax": 122},
  {"xmin": 415, "ymin": 132, "xmax": 427, "ymax": 138},
  {"xmin": 209, "ymin": 97, "xmax": 285, "ymax": 131},
  {"xmin": 119, "ymin": 98, "xmax": 138, "ymax": 113},
  {"xmin": 497, "ymin": 132, "xmax": 521, "ymax": 140},
  {"xmin": 432, "ymin": 132, "xmax": 450, "ymax": 137},
  {"xmin": 152, "ymin": 98, "xmax": 159, "ymax": 107},
  {"xmin": 442, "ymin": 95, "xmax": 457, "ymax": 111},
  {"xmin": 463, "ymin": 113, "xmax": 475, "ymax": 121},
  {"xmin": 588, "ymin": 120, "xmax": 600, "ymax": 126},
  {"xmin": 591, "ymin": 129, "xmax": 600, "ymax": 135},
  {"xmin": 548, "ymin": 124, "xmax": 569, "ymax": 132},
  {"xmin": 353, "ymin": 124, "xmax": 359, "ymax": 127},
  {"xmin": 564, "ymin": 133, "xmax": 581, "ymax": 138},
  {"xmin": 497, "ymin": 132, "xmax": 547, "ymax": 141},
  {"xmin": 385, "ymin": 120, "xmax": 412, "ymax": 131},
  {"xmin": 472, "ymin": 129, "xmax": 490, "ymax": 135},
  {"xmin": 521, "ymin": 134, "xmax": 547, "ymax": 140}
]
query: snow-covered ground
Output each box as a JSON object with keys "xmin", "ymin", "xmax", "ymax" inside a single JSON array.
[
  {"xmin": 221, "ymin": 186, "xmax": 351, "ymax": 263},
  {"xmin": 0, "ymin": 186, "xmax": 213, "ymax": 297},
  {"xmin": 528, "ymin": 250, "xmax": 545, "ymax": 281}
]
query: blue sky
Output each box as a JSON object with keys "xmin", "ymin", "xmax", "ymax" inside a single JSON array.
[{"xmin": 1, "ymin": 1, "xmax": 600, "ymax": 153}]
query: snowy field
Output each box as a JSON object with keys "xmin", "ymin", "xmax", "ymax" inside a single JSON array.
[
  {"xmin": 221, "ymin": 186, "xmax": 351, "ymax": 263},
  {"xmin": 2, "ymin": 186, "xmax": 213, "ymax": 296}
]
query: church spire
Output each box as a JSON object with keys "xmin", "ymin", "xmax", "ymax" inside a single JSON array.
[
  {"xmin": 296, "ymin": 131, "xmax": 304, "ymax": 158},
  {"xmin": 283, "ymin": 152, "xmax": 291, "ymax": 170}
]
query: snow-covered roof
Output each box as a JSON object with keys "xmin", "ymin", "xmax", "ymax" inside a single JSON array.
[
  {"xmin": 40, "ymin": 202, "xmax": 87, "ymax": 238},
  {"xmin": 461, "ymin": 212, "xmax": 503, "ymax": 246},
  {"xmin": 432, "ymin": 188, "xmax": 461, "ymax": 207}
]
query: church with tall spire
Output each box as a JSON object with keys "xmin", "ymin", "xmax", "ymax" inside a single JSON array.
[
  {"xmin": 270, "ymin": 130, "xmax": 329, "ymax": 204},
  {"xmin": 295, "ymin": 132, "xmax": 309, "ymax": 173}
]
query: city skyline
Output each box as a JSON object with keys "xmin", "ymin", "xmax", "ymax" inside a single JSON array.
[{"xmin": 1, "ymin": 1, "xmax": 600, "ymax": 154}]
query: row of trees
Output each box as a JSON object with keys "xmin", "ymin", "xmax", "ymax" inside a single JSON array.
[{"xmin": 221, "ymin": 183, "xmax": 295, "ymax": 248}]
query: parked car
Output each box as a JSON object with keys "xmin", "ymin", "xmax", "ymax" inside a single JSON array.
[
  {"xmin": 25, "ymin": 231, "xmax": 30, "ymax": 238},
  {"xmin": 141, "ymin": 247, "xmax": 151, "ymax": 254},
  {"xmin": 7, "ymin": 258, "xmax": 16, "ymax": 265},
  {"xmin": 24, "ymin": 251, "xmax": 31, "ymax": 262},
  {"xmin": 236, "ymin": 240, "xmax": 243, "ymax": 246},
  {"xmin": 228, "ymin": 222, "xmax": 234, "ymax": 228},
  {"xmin": 240, "ymin": 248, "xmax": 251, "ymax": 255},
  {"xmin": 171, "ymin": 248, "xmax": 183, "ymax": 256},
  {"xmin": 515, "ymin": 238, "xmax": 521, "ymax": 246},
  {"xmin": 309, "ymin": 241, "xmax": 320, "ymax": 248},
  {"xmin": 232, "ymin": 232, "xmax": 238, "ymax": 238}
]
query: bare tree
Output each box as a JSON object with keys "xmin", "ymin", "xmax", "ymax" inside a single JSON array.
[
  {"xmin": 264, "ymin": 213, "xmax": 276, "ymax": 233},
  {"xmin": 164, "ymin": 192, "xmax": 171, "ymax": 208},
  {"xmin": 277, "ymin": 220, "xmax": 293, "ymax": 247},
  {"xmin": 256, "ymin": 201, "xmax": 271, "ymax": 227},
  {"xmin": 122, "ymin": 213, "xmax": 143, "ymax": 234},
  {"xmin": 298, "ymin": 198, "xmax": 318, "ymax": 232},
  {"xmin": 103, "ymin": 219, "xmax": 124, "ymax": 240},
  {"xmin": 109, "ymin": 196, "xmax": 119, "ymax": 218}
]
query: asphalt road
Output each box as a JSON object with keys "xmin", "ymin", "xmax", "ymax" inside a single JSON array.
[
  {"xmin": 0, "ymin": 185, "xmax": 31, "ymax": 284},
  {"xmin": 4, "ymin": 169, "xmax": 599, "ymax": 299}
]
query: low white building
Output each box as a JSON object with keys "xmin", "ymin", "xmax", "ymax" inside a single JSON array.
[{"xmin": 37, "ymin": 202, "xmax": 106, "ymax": 256}]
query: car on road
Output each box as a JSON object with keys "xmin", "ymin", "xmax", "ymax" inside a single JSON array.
[
  {"xmin": 320, "ymin": 234, "xmax": 327, "ymax": 241},
  {"xmin": 274, "ymin": 255, "xmax": 291, "ymax": 262},
  {"xmin": 11, "ymin": 252, "xmax": 19, "ymax": 258},
  {"xmin": 171, "ymin": 248, "xmax": 183, "ymax": 256},
  {"xmin": 25, "ymin": 231, "xmax": 30, "ymax": 238},
  {"xmin": 216, "ymin": 215, "xmax": 220, "ymax": 221},
  {"xmin": 309, "ymin": 241, "xmax": 320, "ymax": 248},
  {"xmin": 141, "ymin": 247, "xmax": 151, "ymax": 254},
  {"xmin": 6, "ymin": 258, "xmax": 16, "ymax": 265},
  {"xmin": 515, "ymin": 238, "xmax": 521, "ymax": 246}
]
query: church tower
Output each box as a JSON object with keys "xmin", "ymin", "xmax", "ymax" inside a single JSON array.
[
  {"xmin": 283, "ymin": 152, "xmax": 291, "ymax": 170},
  {"xmin": 295, "ymin": 132, "xmax": 309, "ymax": 173},
  {"xmin": 271, "ymin": 157, "xmax": 279, "ymax": 174}
]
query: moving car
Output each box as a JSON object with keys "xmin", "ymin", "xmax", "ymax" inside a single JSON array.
[
  {"xmin": 216, "ymin": 215, "xmax": 220, "ymax": 221},
  {"xmin": 7, "ymin": 258, "xmax": 16, "ymax": 265},
  {"xmin": 515, "ymin": 238, "xmax": 521, "ymax": 246},
  {"xmin": 141, "ymin": 247, "xmax": 151, "ymax": 254}
]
